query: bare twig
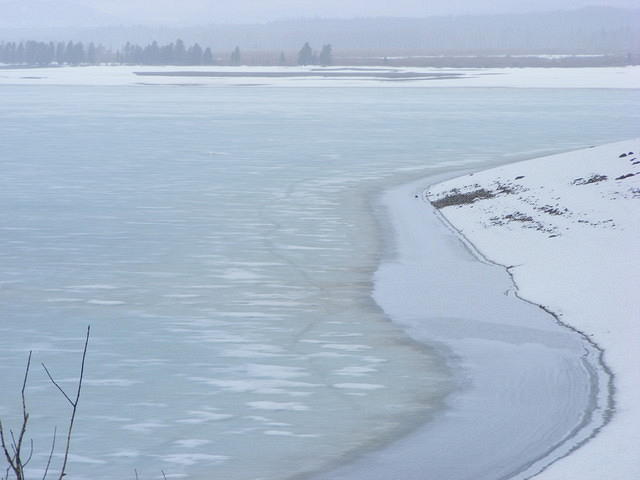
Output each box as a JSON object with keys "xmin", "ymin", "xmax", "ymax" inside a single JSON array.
[
  {"xmin": 21, "ymin": 440, "xmax": 33, "ymax": 468},
  {"xmin": 0, "ymin": 352, "xmax": 32, "ymax": 480},
  {"xmin": 0, "ymin": 420, "xmax": 19, "ymax": 478},
  {"xmin": 1, "ymin": 328, "xmax": 90, "ymax": 480},
  {"xmin": 42, "ymin": 427, "xmax": 57, "ymax": 480},
  {"xmin": 40, "ymin": 366, "xmax": 74, "ymax": 408},
  {"xmin": 43, "ymin": 325, "xmax": 90, "ymax": 480},
  {"xmin": 161, "ymin": 470, "xmax": 167, "ymax": 480},
  {"xmin": 15, "ymin": 353, "xmax": 31, "ymax": 479},
  {"xmin": 9, "ymin": 430, "xmax": 17, "ymax": 455}
]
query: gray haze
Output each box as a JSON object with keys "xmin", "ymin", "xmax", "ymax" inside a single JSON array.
[
  {"xmin": 0, "ymin": 0, "xmax": 639, "ymax": 26},
  {"xmin": 1, "ymin": 6, "xmax": 639, "ymax": 55}
]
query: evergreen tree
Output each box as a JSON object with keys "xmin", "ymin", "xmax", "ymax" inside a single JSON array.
[
  {"xmin": 202, "ymin": 47, "xmax": 214, "ymax": 65},
  {"xmin": 24, "ymin": 41, "xmax": 37, "ymax": 65},
  {"xmin": 0, "ymin": 42, "xmax": 9, "ymax": 63},
  {"xmin": 47, "ymin": 42, "xmax": 55, "ymax": 64},
  {"xmin": 297, "ymin": 42, "xmax": 313, "ymax": 65},
  {"xmin": 64, "ymin": 40, "xmax": 74, "ymax": 64},
  {"xmin": 16, "ymin": 43, "xmax": 25, "ymax": 63},
  {"xmin": 188, "ymin": 43, "xmax": 203, "ymax": 65},
  {"xmin": 174, "ymin": 39, "xmax": 186, "ymax": 65},
  {"xmin": 230, "ymin": 46, "xmax": 241, "ymax": 65},
  {"xmin": 55, "ymin": 42, "xmax": 66, "ymax": 64},
  {"xmin": 72, "ymin": 42, "xmax": 85, "ymax": 64},
  {"xmin": 159, "ymin": 42, "xmax": 174, "ymax": 64},
  {"xmin": 144, "ymin": 40, "xmax": 161, "ymax": 65},
  {"xmin": 120, "ymin": 42, "xmax": 131, "ymax": 64},
  {"xmin": 2, "ymin": 42, "xmax": 17, "ymax": 64},
  {"xmin": 87, "ymin": 42, "xmax": 97, "ymax": 64},
  {"xmin": 279, "ymin": 51, "xmax": 286, "ymax": 65},
  {"xmin": 131, "ymin": 44, "xmax": 143, "ymax": 64},
  {"xmin": 318, "ymin": 44, "xmax": 332, "ymax": 66}
]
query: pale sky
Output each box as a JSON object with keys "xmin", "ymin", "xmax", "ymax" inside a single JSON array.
[
  {"xmin": 89, "ymin": 0, "xmax": 639, "ymax": 23},
  {"xmin": 1, "ymin": 0, "xmax": 638, "ymax": 25}
]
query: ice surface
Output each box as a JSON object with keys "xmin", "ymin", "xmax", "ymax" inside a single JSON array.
[{"xmin": 0, "ymin": 86, "xmax": 638, "ymax": 480}]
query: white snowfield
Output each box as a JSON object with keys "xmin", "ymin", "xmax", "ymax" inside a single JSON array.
[
  {"xmin": 428, "ymin": 139, "xmax": 640, "ymax": 479},
  {"xmin": 0, "ymin": 65, "xmax": 639, "ymax": 88}
]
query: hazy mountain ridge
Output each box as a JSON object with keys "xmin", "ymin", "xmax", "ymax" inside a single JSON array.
[{"xmin": 1, "ymin": 7, "xmax": 638, "ymax": 54}]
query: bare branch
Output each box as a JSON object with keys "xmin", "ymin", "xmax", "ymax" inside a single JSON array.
[
  {"xmin": 13, "ymin": 352, "xmax": 33, "ymax": 478},
  {"xmin": 0, "ymin": 352, "xmax": 33, "ymax": 480},
  {"xmin": 2, "ymin": 331, "xmax": 91, "ymax": 480},
  {"xmin": 9, "ymin": 430, "xmax": 17, "ymax": 456},
  {"xmin": 18, "ymin": 354, "xmax": 31, "ymax": 447},
  {"xmin": 21, "ymin": 440, "xmax": 33, "ymax": 468},
  {"xmin": 0, "ymin": 421, "xmax": 19, "ymax": 476},
  {"xmin": 20, "ymin": 353, "xmax": 31, "ymax": 413},
  {"xmin": 40, "ymin": 365, "xmax": 74, "ymax": 408},
  {"xmin": 42, "ymin": 427, "xmax": 57, "ymax": 480},
  {"xmin": 135, "ymin": 468, "xmax": 139, "ymax": 480},
  {"xmin": 161, "ymin": 470, "xmax": 167, "ymax": 480},
  {"xmin": 75, "ymin": 326, "xmax": 90, "ymax": 407},
  {"xmin": 56, "ymin": 325, "xmax": 90, "ymax": 480}
]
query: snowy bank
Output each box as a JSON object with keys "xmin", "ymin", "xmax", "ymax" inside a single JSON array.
[
  {"xmin": 0, "ymin": 65, "xmax": 638, "ymax": 88},
  {"xmin": 428, "ymin": 139, "xmax": 640, "ymax": 479},
  {"xmin": 312, "ymin": 167, "xmax": 609, "ymax": 480}
]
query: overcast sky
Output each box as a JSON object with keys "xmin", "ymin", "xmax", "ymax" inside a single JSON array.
[{"xmin": 2, "ymin": 0, "xmax": 638, "ymax": 25}]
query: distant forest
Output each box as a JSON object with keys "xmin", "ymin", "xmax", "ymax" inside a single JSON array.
[
  {"xmin": 1, "ymin": 7, "xmax": 638, "ymax": 55},
  {"xmin": 0, "ymin": 39, "xmax": 333, "ymax": 66},
  {"xmin": 1, "ymin": 38, "xmax": 638, "ymax": 68},
  {"xmin": 1, "ymin": 8, "xmax": 639, "ymax": 67}
]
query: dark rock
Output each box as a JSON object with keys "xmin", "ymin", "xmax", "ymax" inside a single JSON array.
[
  {"xmin": 431, "ymin": 188, "xmax": 495, "ymax": 209},
  {"xmin": 572, "ymin": 174, "xmax": 608, "ymax": 185},
  {"xmin": 504, "ymin": 212, "xmax": 534, "ymax": 222},
  {"xmin": 615, "ymin": 173, "xmax": 635, "ymax": 180}
]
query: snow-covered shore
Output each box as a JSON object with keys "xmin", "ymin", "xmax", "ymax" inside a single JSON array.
[
  {"xmin": 312, "ymin": 165, "xmax": 611, "ymax": 479},
  {"xmin": 428, "ymin": 139, "xmax": 640, "ymax": 479},
  {"xmin": 0, "ymin": 65, "xmax": 638, "ymax": 88}
]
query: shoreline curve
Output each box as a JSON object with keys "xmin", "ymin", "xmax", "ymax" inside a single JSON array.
[
  {"xmin": 427, "ymin": 139, "xmax": 640, "ymax": 480},
  {"xmin": 311, "ymin": 167, "xmax": 609, "ymax": 480},
  {"xmin": 430, "ymin": 200, "xmax": 614, "ymax": 479}
]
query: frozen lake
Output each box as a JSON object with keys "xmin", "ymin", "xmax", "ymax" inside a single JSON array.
[{"xmin": 0, "ymin": 85, "xmax": 639, "ymax": 479}]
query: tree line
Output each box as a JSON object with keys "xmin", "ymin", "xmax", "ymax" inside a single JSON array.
[
  {"xmin": 297, "ymin": 43, "xmax": 332, "ymax": 66},
  {"xmin": 0, "ymin": 39, "xmax": 333, "ymax": 66}
]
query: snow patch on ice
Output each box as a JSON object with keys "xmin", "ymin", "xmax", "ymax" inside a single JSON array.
[
  {"xmin": 220, "ymin": 268, "xmax": 264, "ymax": 280},
  {"xmin": 246, "ymin": 401, "xmax": 310, "ymax": 411},
  {"xmin": 333, "ymin": 383, "xmax": 386, "ymax": 390},
  {"xmin": 333, "ymin": 366, "xmax": 378, "ymax": 376},
  {"xmin": 161, "ymin": 453, "xmax": 229, "ymax": 466},
  {"xmin": 173, "ymin": 439, "xmax": 212, "ymax": 448},
  {"xmin": 86, "ymin": 299, "xmax": 126, "ymax": 305},
  {"xmin": 122, "ymin": 422, "xmax": 169, "ymax": 433},
  {"xmin": 84, "ymin": 378, "xmax": 141, "ymax": 387}
]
